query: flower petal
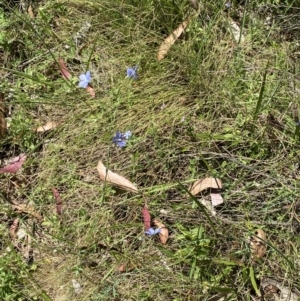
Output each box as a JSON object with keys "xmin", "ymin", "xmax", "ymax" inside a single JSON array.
[
  {"xmin": 85, "ymin": 71, "xmax": 91, "ymax": 82},
  {"xmin": 78, "ymin": 80, "xmax": 88, "ymax": 88},
  {"xmin": 79, "ymin": 74, "xmax": 87, "ymax": 81}
]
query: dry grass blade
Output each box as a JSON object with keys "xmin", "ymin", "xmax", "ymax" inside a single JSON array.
[
  {"xmin": 36, "ymin": 121, "xmax": 57, "ymax": 132},
  {"xmin": 0, "ymin": 92, "xmax": 7, "ymax": 138},
  {"xmin": 157, "ymin": 19, "xmax": 189, "ymax": 61},
  {"xmin": 12, "ymin": 204, "xmax": 43, "ymax": 221},
  {"xmin": 97, "ymin": 161, "xmax": 138, "ymax": 192},
  {"xmin": 190, "ymin": 177, "xmax": 222, "ymax": 195}
]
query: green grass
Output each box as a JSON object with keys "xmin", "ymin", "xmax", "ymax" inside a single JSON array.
[{"xmin": 0, "ymin": 0, "xmax": 300, "ymax": 300}]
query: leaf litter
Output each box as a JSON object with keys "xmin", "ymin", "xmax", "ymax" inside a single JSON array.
[
  {"xmin": 0, "ymin": 154, "xmax": 27, "ymax": 174},
  {"xmin": 97, "ymin": 161, "xmax": 138, "ymax": 192}
]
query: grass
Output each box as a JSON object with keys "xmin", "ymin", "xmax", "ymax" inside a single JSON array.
[{"xmin": 0, "ymin": 0, "xmax": 300, "ymax": 300}]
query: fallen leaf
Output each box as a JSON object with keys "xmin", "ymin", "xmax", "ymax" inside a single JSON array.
[
  {"xmin": 188, "ymin": 0, "xmax": 199, "ymax": 10},
  {"xmin": 86, "ymin": 84, "xmax": 95, "ymax": 98},
  {"xmin": 97, "ymin": 161, "xmax": 138, "ymax": 193},
  {"xmin": 0, "ymin": 93, "xmax": 7, "ymax": 138},
  {"xmin": 0, "ymin": 154, "xmax": 26, "ymax": 174},
  {"xmin": 249, "ymin": 229, "xmax": 266, "ymax": 259},
  {"xmin": 71, "ymin": 279, "xmax": 82, "ymax": 294},
  {"xmin": 28, "ymin": 5, "xmax": 34, "ymax": 19},
  {"xmin": 52, "ymin": 188, "xmax": 62, "ymax": 215},
  {"xmin": 9, "ymin": 218, "xmax": 19, "ymax": 241},
  {"xmin": 210, "ymin": 193, "xmax": 224, "ymax": 206},
  {"xmin": 117, "ymin": 262, "xmax": 140, "ymax": 273},
  {"xmin": 36, "ymin": 121, "xmax": 57, "ymax": 132},
  {"xmin": 200, "ymin": 199, "xmax": 216, "ymax": 216},
  {"xmin": 59, "ymin": 58, "xmax": 71, "ymax": 80},
  {"xmin": 142, "ymin": 203, "xmax": 151, "ymax": 230},
  {"xmin": 157, "ymin": 19, "xmax": 189, "ymax": 61},
  {"xmin": 260, "ymin": 277, "xmax": 299, "ymax": 301},
  {"xmin": 153, "ymin": 219, "xmax": 169, "ymax": 244},
  {"xmin": 12, "ymin": 204, "xmax": 43, "ymax": 221},
  {"xmin": 229, "ymin": 18, "xmax": 245, "ymax": 44},
  {"xmin": 190, "ymin": 177, "xmax": 222, "ymax": 196}
]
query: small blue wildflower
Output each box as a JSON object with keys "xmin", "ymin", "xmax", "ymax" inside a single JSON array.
[
  {"xmin": 225, "ymin": 2, "xmax": 231, "ymax": 8},
  {"xmin": 112, "ymin": 130, "xmax": 132, "ymax": 148},
  {"xmin": 145, "ymin": 227, "xmax": 161, "ymax": 236},
  {"xmin": 78, "ymin": 71, "xmax": 91, "ymax": 88},
  {"xmin": 124, "ymin": 130, "xmax": 132, "ymax": 139},
  {"xmin": 181, "ymin": 116, "xmax": 185, "ymax": 122},
  {"xmin": 126, "ymin": 66, "xmax": 138, "ymax": 79}
]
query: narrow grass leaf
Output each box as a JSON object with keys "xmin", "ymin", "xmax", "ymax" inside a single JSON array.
[
  {"xmin": 97, "ymin": 161, "xmax": 138, "ymax": 192},
  {"xmin": 249, "ymin": 266, "xmax": 261, "ymax": 297},
  {"xmin": 253, "ymin": 62, "xmax": 269, "ymax": 122},
  {"xmin": 157, "ymin": 19, "xmax": 189, "ymax": 61},
  {"xmin": 0, "ymin": 93, "xmax": 7, "ymax": 138}
]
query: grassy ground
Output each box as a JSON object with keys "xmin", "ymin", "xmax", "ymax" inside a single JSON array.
[{"xmin": 0, "ymin": 0, "xmax": 300, "ymax": 300}]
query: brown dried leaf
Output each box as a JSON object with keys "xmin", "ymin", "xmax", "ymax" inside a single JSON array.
[
  {"xmin": 86, "ymin": 85, "xmax": 95, "ymax": 98},
  {"xmin": 117, "ymin": 262, "xmax": 140, "ymax": 273},
  {"xmin": 210, "ymin": 192, "xmax": 224, "ymax": 206},
  {"xmin": 229, "ymin": 17, "xmax": 245, "ymax": 43},
  {"xmin": 36, "ymin": 121, "xmax": 57, "ymax": 132},
  {"xmin": 142, "ymin": 203, "xmax": 151, "ymax": 230},
  {"xmin": 250, "ymin": 229, "xmax": 267, "ymax": 259},
  {"xmin": 157, "ymin": 19, "xmax": 189, "ymax": 61},
  {"xmin": 0, "ymin": 93, "xmax": 7, "ymax": 138},
  {"xmin": 260, "ymin": 277, "xmax": 299, "ymax": 301},
  {"xmin": 59, "ymin": 58, "xmax": 71, "ymax": 80},
  {"xmin": 12, "ymin": 204, "xmax": 43, "ymax": 221},
  {"xmin": 97, "ymin": 161, "xmax": 138, "ymax": 193},
  {"xmin": 52, "ymin": 188, "xmax": 62, "ymax": 215},
  {"xmin": 188, "ymin": 0, "xmax": 199, "ymax": 10},
  {"xmin": 28, "ymin": 5, "xmax": 34, "ymax": 19},
  {"xmin": 153, "ymin": 219, "xmax": 169, "ymax": 244},
  {"xmin": 9, "ymin": 218, "xmax": 19, "ymax": 241},
  {"xmin": 190, "ymin": 177, "xmax": 222, "ymax": 195}
]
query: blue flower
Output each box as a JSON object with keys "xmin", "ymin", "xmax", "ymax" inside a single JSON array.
[
  {"xmin": 296, "ymin": 121, "xmax": 300, "ymax": 126},
  {"xmin": 123, "ymin": 130, "xmax": 132, "ymax": 139},
  {"xmin": 112, "ymin": 130, "xmax": 132, "ymax": 148},
  {"xmin": 126, "ymin": 66, "xmax": 138, "ymax": 79},
  {"xmin": 78, "ymin": 71, "xmax": 91, "ymax": 88},
  {"xmin": 145, "ymin": 227, "xmax": 161, "ymax": 236}
]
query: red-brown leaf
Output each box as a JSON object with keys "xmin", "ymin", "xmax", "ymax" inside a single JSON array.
[
  {"xmin": 86, "ymin": 84, "xmax": 95, "ymax": 98},
  {"xmin": 142, "ymin": 203, "xmax": 151, "ymax": 230},
  {"xmin": 59, "ymin": 58, "xmax": 71, "ymax": 80},
  {"xmin": 52, "ymin": 188, "xmax": 62, "ymax": 215},
  {"xmin": 0, "ymin": 154, "xmax": 26, "ymax": 174}
]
